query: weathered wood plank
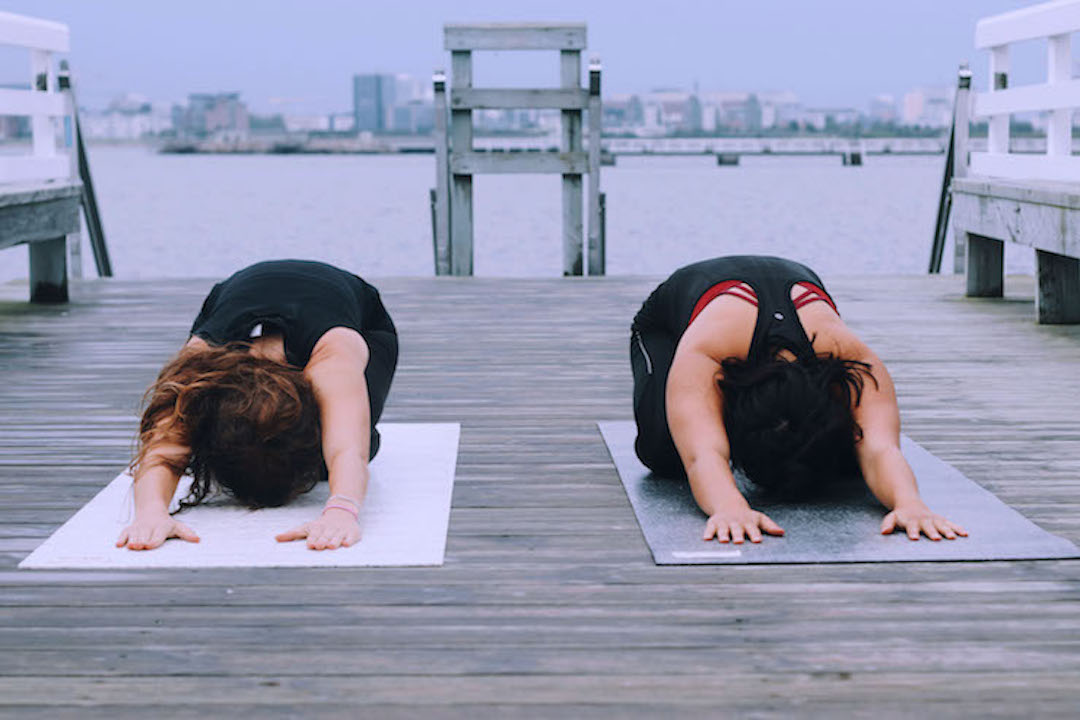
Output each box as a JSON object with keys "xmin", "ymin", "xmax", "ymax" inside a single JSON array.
[
  {"xmin": 444, "ymin": 24, "xmax": 587, "ymax": 51},
  {"xmin": 449, "ymin": 151, "xmax": 588, "ymax": 175},
  {"xmin": 450, "ymin": 88, "xmax": 588, "ymax": 110},
  {"xmin": 1, "ymin": 274, "xmax": 1079, "ymax": 714}
]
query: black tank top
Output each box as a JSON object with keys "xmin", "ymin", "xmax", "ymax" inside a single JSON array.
[
  {"xmin": 190, "ymin": 260, "xmax": 389, "ymax": 367},
  {"xmin": 632, "ymin": 255, "xmax": 834, "ymax": 363}
]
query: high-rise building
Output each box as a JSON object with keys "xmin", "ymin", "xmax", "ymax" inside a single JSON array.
[{"xmin": 353, "ymin": 74, "xmax": 397, "ymax": 132}]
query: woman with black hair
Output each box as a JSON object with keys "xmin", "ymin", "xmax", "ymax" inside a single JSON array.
[{"xmin": 631, "ymin": 255, "xmax": 966, "ymax": 545}]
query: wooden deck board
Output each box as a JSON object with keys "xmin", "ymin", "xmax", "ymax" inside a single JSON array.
[{"xmin": 1, "ymin": 273, "xmax": 1079, "ymax": 714}]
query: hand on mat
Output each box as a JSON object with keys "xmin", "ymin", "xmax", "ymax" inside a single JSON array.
[
  {"xmin": 116, "ymin": 513, "xmax": 200, "ymax": 550},
  {"xmin": 703, "ymin": 507, "xmax": 785, "ymax": 544},
  {"xmin": 275, "ymin": 508, "xmax": 360, "ymax": 550},
  {"xmin": 881, "ymin": 504, "xmax": 968, "ymax": 541}
]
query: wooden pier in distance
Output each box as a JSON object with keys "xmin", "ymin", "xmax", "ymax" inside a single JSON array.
[{"xmin": 1, "ymin": 273, "xmax": 1079, "ymax": 716}]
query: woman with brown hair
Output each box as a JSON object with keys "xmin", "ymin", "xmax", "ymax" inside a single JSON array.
[
  {"xmin": 116, "ymin": 260, "xmax": 397, "ymax": 552},
  {"xmin": 631, "ymin": 255, "xmax": 967, "ymax": 545}
]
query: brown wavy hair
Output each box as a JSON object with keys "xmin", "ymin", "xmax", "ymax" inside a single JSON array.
[{"xmin": 131, "ymin": 343, "xmax": 326, "ymax": 512}]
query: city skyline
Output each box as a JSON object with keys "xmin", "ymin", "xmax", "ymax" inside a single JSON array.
[
  {"xmin": 0, "ymin": 0, "xmax": 1036, "ymax": 115},
  {"xmin": 72, "ymin": 80, "xmax": 959, "ymax": 144}
]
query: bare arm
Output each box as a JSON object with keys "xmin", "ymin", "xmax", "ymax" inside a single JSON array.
[
  {"xmin": 117, "ymin": 420, "xmax": 198, "ymax": 550},
  {"xmin": 666, "ymin": 299, "xmax": 784, "ymax": 543},
  {"xmin": 276, "ymin": 328, "xmax": 372, "ymax": 549},
  {"xmin": 666, "ymin": 347, "xmax": 742, "ymax": 515},
  {"xmin": 845, "ymin": 338, "xmax": 967, "ymax": 541}
]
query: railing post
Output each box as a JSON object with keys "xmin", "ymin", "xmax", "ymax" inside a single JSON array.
[
  {"xmin": 987, "ymin": 45, "xmax": 1010, "ymax": 155},
  {"xmin": 449, "ymin": 51, "xmax": 474, "ymax": 276},
  {"xmin": 57, "ymin": 60, "xmax": 82, "ymax": 279},
  {"xmin": 952, "ymin": 63, "xmax": 972, "ymax": 275},
  {"xmin": 29, "ymin": 49, "xmax": 56, "ymax": 161},
  {"xmin": 561, "ymin": 49, "xmax": 583, "ymax": 276},
  {"xmin": 586, "ymin": 56, "xmax": 603, "ymax": 276},
  {"xmin": 1047, "ymin": 33, "xmax": 1071, "ymax": 158},
  {"xmin": 432, "ymin": 69, "xmax": 451, "ymax": 276}
]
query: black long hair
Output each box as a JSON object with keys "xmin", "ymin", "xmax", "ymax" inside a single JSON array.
[{"xmin": 717, "ymin": 351, "xmax": 876, "ymax": 499}]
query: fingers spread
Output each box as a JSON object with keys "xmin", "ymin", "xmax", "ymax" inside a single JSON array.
[
  {"xmin": 745, "ymin": 522, "xmax": 763, "ymax": 544},
  {"xmin": 174, "ymin": 523, "xmax": 200, "ymax": 543},
  {"xmin": 275, "ymin": 525, "xmax": 309, "ymax": 543},
  {"xmin": 880, "ymin": 512, "xmax": 897, "ymax": 535},
  {"xmin": 308, "ymin": 529, "xmax": 332, "ymax": 550},
  {"xmin": 921, "ymin": 518, "xmax": 942, "ymax": 541},
  {"xmin": 715, "ymin": 522, "xmax": 731, "ymax": 544},
  {"xmin": 729, "ymin": 522, "xmax": 745, "ymax": 545},
  {"xmin": 703, "ymin": 518, "xmax": 718, "ymax": 541},
  {"xmin": 759, "ymin": 514, "xmax": 785, "ymax": 536},
  {"xmin": 147, "ymin": 528, "xmax": 167, "ymax": 549}
]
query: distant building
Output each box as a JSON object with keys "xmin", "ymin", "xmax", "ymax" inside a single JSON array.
[
  {"xmin": 602, "ymin": 94, "xmax": 644, "ymax": 132},
  {"xmin": 283, "ymin": 114, "xmax": 331, "ymax": 133},
  {"xmin": 81, "ymin": 93, "xmax": 173, "ymax": 140},
  {"xmin": 353, "ymin": 74, "xmax": 396, "ymax": 132},
  {"xmin": 869, "ymin": 94, "xmax": 898, "ymax": 125},
  {"xmin": 902, "ymin": 87, "xmax": 952, "ymax": 128},
  {"xmin": 174, "ymin": 93, "xmax": 249, "ymax": 140},
  {"xmin": 802, "ymin": 107, "xmax": 860, "ymax": 131},
  {"xmin": 697, "ymin": 91, "xmax": 799, "ymax": 133},
  {"xmin": 329, "ymin": 113, "xmax": 356, "ymax": 133},
  {"xmin": 392, "ymin": 99, "xmax": 435, "ymax": 134}
]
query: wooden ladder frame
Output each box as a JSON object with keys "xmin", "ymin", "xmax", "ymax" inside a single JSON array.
[{"xmin": 431, "ymin": 23, "xmax": 603, "ymax": 276}]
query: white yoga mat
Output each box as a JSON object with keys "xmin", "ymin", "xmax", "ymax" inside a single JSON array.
[{"xmin": 19, "ymin": 423, "xmax": 460, "ymax": 569}]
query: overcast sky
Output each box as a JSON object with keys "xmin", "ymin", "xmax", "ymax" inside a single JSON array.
[{"xmin": 1, "ymin": 0, "xmax": 1047, "ymax": 114}]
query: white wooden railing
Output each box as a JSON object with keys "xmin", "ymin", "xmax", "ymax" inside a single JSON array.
[
  {"xmin": 969, "ymin": 0, "xmax": 1080, "ymax": 182},
  {"xmin": 0, "ymin": 11, "xmax": 71, "ymax": 184}
]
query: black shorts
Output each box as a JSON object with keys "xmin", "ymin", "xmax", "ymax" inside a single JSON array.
[{"xmin": 630, "ymin": 327, "xmax": 685, "ymax": 479}]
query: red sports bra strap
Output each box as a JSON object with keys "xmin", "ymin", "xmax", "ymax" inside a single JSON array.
[
  {"xmin": 689, "ymin": 280, "xmax": 758, "ymax": 325},
  {"xmin": 791, "ymin": 282, "xmax": 838, "ymax": 312}
]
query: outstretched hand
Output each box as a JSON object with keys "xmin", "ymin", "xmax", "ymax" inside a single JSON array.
[
  {"xmin": 117, "ymin": 513, "xmax": 200, "ymax": 550},
  {"xmin": 276, "ymin": 508, "xmax": 360, "ymax": 550},
  {"xmin": 703, "ymin": 506, "xmax": 785, "ymax": 544},
  {"xmin": 881, "ymin": 503, "xmax": 968, "ymax": 541}
]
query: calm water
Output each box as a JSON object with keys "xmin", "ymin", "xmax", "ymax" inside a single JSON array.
[{"xmin": 1, "ymin": 146, "xmax": 1036, "ymax": 283}]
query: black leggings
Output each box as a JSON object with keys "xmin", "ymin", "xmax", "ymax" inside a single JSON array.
[
  {"xmin": 630, "ymin": 328, "xmax": 686, "ymax": 479},
  {"xmin": 360, "ymin": 292, "xmax": 398, "ymax": 461}
]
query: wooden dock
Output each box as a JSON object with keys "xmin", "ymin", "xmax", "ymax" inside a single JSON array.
[{"xmin": 1, "ymin": 273, "xmax": 1079, "ymax": 717}]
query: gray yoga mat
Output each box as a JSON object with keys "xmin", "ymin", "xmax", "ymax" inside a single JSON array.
[{"xmin": 599, "ymin": 420, "xmax": 1080, "ymax": 565}]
